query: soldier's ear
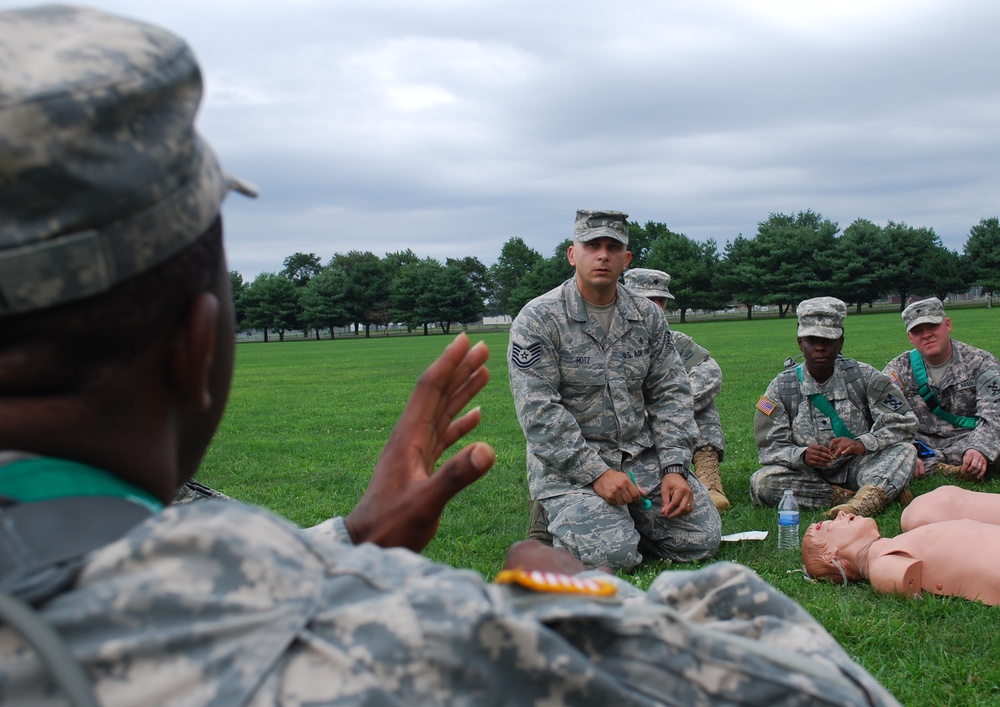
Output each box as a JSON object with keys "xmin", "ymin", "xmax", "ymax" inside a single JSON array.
[{"xmin": 169, "ymin": 292, "xmax": 220, "ymax": 410}]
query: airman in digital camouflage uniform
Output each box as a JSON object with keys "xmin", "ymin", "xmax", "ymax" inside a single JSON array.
[
  {"xmin": 883, "ymin": 297, "xmax": 1000, "ymax": 481},
  {"xmin": 508, "ymin": 211, "xmax": 722, "ymax": 571},
  {"xmin": 751, "ymin": 297, "xmax": 917, "ymax": 519},
  {"xmin": 0, "ymin": 6, "xmax": 902, "ymax": 705},
  {"xmin": 624, "ymin": 268, "xmax": 730, "ymax": 512}
]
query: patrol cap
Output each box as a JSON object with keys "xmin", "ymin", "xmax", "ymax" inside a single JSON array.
[
  {"xmin": 0, "ymin": 4, "xmax": 257, "ymax": 317},
  {"xmin": 902, "ymin": 297, "xmax": 946, "ymax": 332},
  {"xmin": 623, "ymin": 268, "xmax": 674, "ymax": 299},
  {"xmin": 796, "ymin": 297, "xmax": 846, "ymax": 339},
  {"xmin": 574, "ymin": 210, "xmax": 629, "ymax": 245}
]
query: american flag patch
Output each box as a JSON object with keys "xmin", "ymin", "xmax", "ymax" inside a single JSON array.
[
  {"xmin": 756, "ymin": 396, "xmax": 777, "ymax": 416},
  {"xmin": 888, "ymin": 371, "xmax": 903, "ymax": 389},
  {"xmin": 511, "ymin": 342, "xmax": 543, "ymax": 369}
]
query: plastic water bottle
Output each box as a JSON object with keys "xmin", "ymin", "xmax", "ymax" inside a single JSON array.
[{"xmin": 777, "ymin": 489, "xmax": 800, "ymax": 551}]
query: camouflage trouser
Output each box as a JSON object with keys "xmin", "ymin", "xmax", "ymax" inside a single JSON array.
[
  {"xmin": 749, "ymin": 442, "xmax": 916, "ymax": 509},
  {"xmin": 541, "ymin": 470, "xmax": 722, "ymax": 571}
]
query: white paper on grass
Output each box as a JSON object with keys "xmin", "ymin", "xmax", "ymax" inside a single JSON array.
[{"xmin": 721, "ymin": 530, "xmax": 769, "ymax": 542}]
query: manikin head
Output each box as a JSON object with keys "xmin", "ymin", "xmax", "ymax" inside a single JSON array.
[{"xmin": 801, "ymin": 512, "xmax": 881, "ymax": 584}]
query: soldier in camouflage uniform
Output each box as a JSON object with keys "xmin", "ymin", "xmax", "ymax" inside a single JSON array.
[
  {"xmin": 0, "ymin": 7, "xmax": 902, "ymax": 705},
  {"xmin": 508, "ymin": 211, "xmax": 721, "ymax": 571},
  {"xmin": 752, "ymin": 297, "xmax": 917, "ymax": 518},
  {"xmin": 623, "ymin": 268, "xmax": 730, "ymax": 512},
  {"xmin": 883, "ymin": 297, "xmax": 1000, "ymax": 481}
]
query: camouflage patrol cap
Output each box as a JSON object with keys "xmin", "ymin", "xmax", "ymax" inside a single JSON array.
[
  {"xmin": 902, "ymin": 297, "xmax": 946, "ymax": 332},
  {"xmin": 574, "ymin": 210, "xmax": 629, "ymax": 245},
  {"xmin": 0, "ymin": 4, "xmax": 256, "ymax": 317},
  {"xmin": 623, "ymin": 268, "xmax": 674, "ymax": 299},
  {"xmin": 796, "ymin": 297, "xmax": 846, "ymax": 339}
]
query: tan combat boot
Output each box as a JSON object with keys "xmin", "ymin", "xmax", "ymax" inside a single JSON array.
[
  {"xmin": 896, "ymin": 484, "xmax": 913, "ymax": 507},
  {"xmin": 527, "ymin": 500, "xmax": 553, "ymax": 545},
  {"xmin": 828, "ymin": 483, "xmax": 888, "ymax": 519},
  {"xmin": 934, "ymin": 462, "xmax": 981, "ymax": 482},
  {"xmin": 693, "ymin": 446, "xmax": 730, "ymax": 513},
  {"xmin": 829, "ymin": 485, "xmax": 855, "ymax": 506}
]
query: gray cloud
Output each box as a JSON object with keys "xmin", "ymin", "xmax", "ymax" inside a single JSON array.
[{"xmin": 7, "ymin": 0, "xmax": 999, "ymax": 278}]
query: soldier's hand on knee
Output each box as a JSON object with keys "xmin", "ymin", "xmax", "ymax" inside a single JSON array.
[
  {"xmin": 961, "ymin": 449, "xmax": 989, "ymax": 480},
  {"xmin": 592, "ymin": 469, "xmax": 641, "ymax": 506},
  {"xmin": 661, "ymin": 474, "xmax": 694, "ymax": 518}
]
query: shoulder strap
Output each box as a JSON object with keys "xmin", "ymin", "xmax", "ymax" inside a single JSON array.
[
  {"xmin": 797, "ymin": 365, "xmax": 856, "ymax": 439},
  {"xmin": 908, "ymin": 349, "xmax": 978, "ymax": 429},
  {"xmin": 0, "ymin": 496, "xmax": 152, "ymax": 605}
]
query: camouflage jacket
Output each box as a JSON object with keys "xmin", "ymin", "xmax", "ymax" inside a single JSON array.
[
  {"xmin": 0, "ymin": 499, "xmax": 900, "ymax": 706},
  {"xmin": 508, "ymin": 279, "xmax": 697, "ymax": 500},
  {"xmin": 755, "ymin": 358, "xmax": 916, "ymax": 471},
  {"xmin": 883, "ymin": 339, "xmax": 1000, "ymax": 463},
  {"xmin": 673, "ymin": 330, "xmax": 725, "ymax": 454}
]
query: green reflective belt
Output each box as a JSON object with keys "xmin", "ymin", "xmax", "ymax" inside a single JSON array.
[
  {"xmin": 908, "ymin": 350, "xmax": 979, "ymax": 430},
  {"xmin": 797, "ymin": 365, "xmax": 855, "ymax": 439}
]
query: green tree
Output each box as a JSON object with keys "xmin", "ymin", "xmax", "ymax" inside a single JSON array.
[
  {"xmin": 644, "ymin": 227, "xmax": 727, "ymax": 323},
  {"xmin": 882, "ymin": 221, "xmax": 944, "ymax": 311},
  {"xmin": 754, "ymin": 211, "xmax": 840, "ymax": 317},
  {"xmin": 425, "ymin": 265, "xmax": 484, "ymax": 334},
  {"xmin": 626, "ymin": 220, "xmax": 660, "ymax": 267},
  {"xmin": 964, "ymin": 217, "xmax": 1000, "ymax": 305},
  {"xmin": 390, "ymin": 258, "xmax": 440, "ymax": 335},
  {"xmin": 242, "ymin": 272, "xmax": 300, "ymax": 342},
  {"xmin": 300, "ymin": 268, "xmax": 350, "ymax": 338},
  {"xmin": 489, "ymin": 237, "xmax": 542, "ymax": 315},
  {"xmin": 229, "ymin": 270, "xmax": 248, "ymax": 331},
  {"xmin": 718, "ymin": 235, "xmax": 767, "ymax": 319},
  {"xmin": 281, "ymin": 252, "xmax": 323, "ymax": 288},
  {"xmin": 924, "ymin": 247, "xmax": 965, "ymax": 303},
  {"xmin": 833, "ymin": 219, "xmax": 891, "ymax": 313},
  {"xmin": 506, "ymin": 239, "xmax": 574, "ymax": 316},
  {"xmin": 328, "ymin": 251, "xmax": 390, "ymax": 337},
  {"xmin": 446, "ymin": 255, "xmax": 490, "ymax": 309}
]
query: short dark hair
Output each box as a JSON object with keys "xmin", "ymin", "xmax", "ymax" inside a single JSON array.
[{"xmin": 0, "ymin": 217, "xmax": 224, "ymax": 396}]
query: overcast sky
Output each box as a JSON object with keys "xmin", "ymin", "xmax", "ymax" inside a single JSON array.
[{"xmin": 14, "ymin": 1, "xmax": 1000, "ymax": 279}]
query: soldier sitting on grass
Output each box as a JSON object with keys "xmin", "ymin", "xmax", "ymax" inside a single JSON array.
[
  {"xmin": 751, "ymin": 297, "xmax": 917, "ymax": 518},
  {"xmin": 883, "ymin": 297, "xmax": 1000, "ymax": 481}
]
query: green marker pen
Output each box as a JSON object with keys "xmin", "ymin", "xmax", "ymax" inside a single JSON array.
[{"xmin": 627, "ymin": 471, "xmax": 652, "ymax": 510}]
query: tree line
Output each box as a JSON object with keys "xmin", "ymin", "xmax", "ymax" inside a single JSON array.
[{"xmin": 231, "ymin": 212, "xmax": 1000, "ymax": 340}]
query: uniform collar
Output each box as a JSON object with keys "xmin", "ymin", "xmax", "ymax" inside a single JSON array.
[{"xmin": 0, "ymin": 454, "xmax": 162, "ymax": 513}]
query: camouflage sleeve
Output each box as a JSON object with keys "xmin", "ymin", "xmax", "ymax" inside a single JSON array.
[
  {"xmin": 508, "ymin": 311, "xmax": 609, "ymax": 485},
  {"xmin": 302, "ymin": 516, "xmax": 353, "ymax": 545},
  {"xmin": 643, "ymin": 325, "xmax": 698, "ymax": 471},
  {"xmin": 671, "ymin": 331, "xmax": 720, "ymax": 412},
  {"xmin": 754, "ymin": 375, "xmax": 809, "ymax": 469},
  {"xmin": 854, "ymin": 367, "xmax": 916, "ymax": 452},
  {"xmin": 968, "ymin": 359, "xmax": 1000, "ymax": 460},
  {"xmin": 688, "ymin": 355, "xmax": 722, "ymax": 414}
]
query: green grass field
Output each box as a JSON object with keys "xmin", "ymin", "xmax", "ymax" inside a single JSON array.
[{"xmin": 200, "ymin": 305, "xmax": 1000, "ymax": 706}]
